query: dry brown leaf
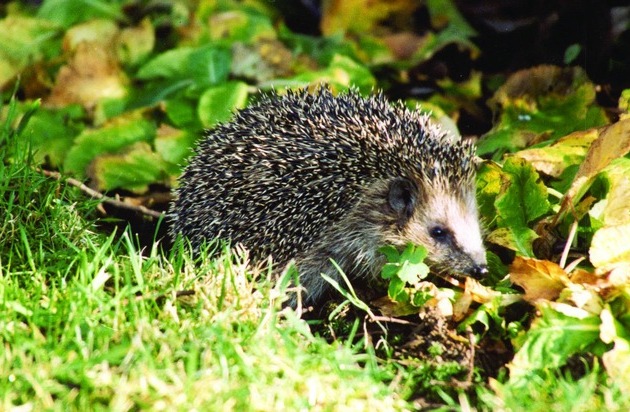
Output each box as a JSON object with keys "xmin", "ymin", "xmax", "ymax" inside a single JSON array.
[
  {"xmin": 509, "ymin": 257, "xmax": 570, "ymax": 303},
  {"xmin": 490, "ymin": 65, "xmax": 589, "ymax": 110},
  {"xmin": 382, "ymin": 32, "xmax": 427, "ymax": 60},
  {"xmin": 46, "ymin": 42, "xmax": 128, "ymax": 111},
  {"xmin": 451, "ymin": 290, "xmax": 472, "ymax": 322},
  {"xmin": 320, "ymin": 0, "xmax": 417, "ymax": 35}
]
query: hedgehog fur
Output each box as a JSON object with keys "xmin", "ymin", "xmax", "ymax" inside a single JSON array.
[{"xmin": 169, "ymin": 86, "xmax": 487, "ymax": 304}]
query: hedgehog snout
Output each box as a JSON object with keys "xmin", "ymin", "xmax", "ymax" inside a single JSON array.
[{"xmin": 469, "ymin": 263, "xmax": 489, "ymax": 278}]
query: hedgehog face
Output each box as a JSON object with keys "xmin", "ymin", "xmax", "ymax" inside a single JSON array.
[{"xmin": 385, "ymin": 177, "xmax": 487, "ymax": 279}]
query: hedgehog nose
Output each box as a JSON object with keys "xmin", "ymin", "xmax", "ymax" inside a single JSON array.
[{"xmin": 470, "ymin": 264, "xmax": 488, "ymax": 278}]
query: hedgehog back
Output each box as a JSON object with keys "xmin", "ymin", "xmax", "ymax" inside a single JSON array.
[{"xmin": 170, "ymin": 88, "xmax": 465, "ymax": 266}]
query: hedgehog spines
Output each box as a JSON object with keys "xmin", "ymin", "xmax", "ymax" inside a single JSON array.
[{"xmin": 170, "ymin": 86, "xmax": 486, "ymax": 304}]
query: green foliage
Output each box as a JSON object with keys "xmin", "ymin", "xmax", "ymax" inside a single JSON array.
[
  {"xmin": 477, "ymin": 66, "xmax": 608, "ymax": 158},
  {"xmin": 495, "ymin": 157, "xmax": 551, "ymax": 256},
  {"xmin": 37, "ymin": 0, "xmax": 124, "ymax": 27},
  {"xmin": 2, "ymin": 1, "xmax": 630, "ymax": 410},
  {"xmin": 509, "ymin": 304, "xmax": 602, "ymax": 383},
  {"xmin": 0, "ymin": 16, "xmax": 61, "ymax": 88},
  {"xmin": 198, "ymin": 81, "xmax": 250, "ymax": 128},
  {"xmin": 136, "ymin": 45, "xmax": 232, "ymax": 91},
  {"xmin": 477, "ymin": 157, "xmax": 551, "ymax": 256},
  {"xmin": 380, "ymin": 243, "xmax": 430, "ymax": 304},
  {"xmin": 18, "ymin": 104, "xmax": 86, "ymax": 167},
  {"xmin": 480, "ymin": 365, "xmax": 630, "ymax": 412},
  {"xmin": 64, "ymin": 116, "xmax": 156, "ymax": 176}
]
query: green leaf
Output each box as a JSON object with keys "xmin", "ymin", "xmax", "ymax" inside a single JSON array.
[
  {"xmin": 477, "ymin": 66, "xmax": 607, "ymax": 158},
  {"xmin": 263, "ymin": 54, "xmax": 375, "ymax": 94},
  {"xmin": 198, "ymin": 82, "xmax": 250, "ymax": 128},
  {"xmin": 564, "ymin": 43, "xmax": 582, "ymax": 65},
  {"xmin": 387, "ymin": 277, "xmax": 407, "ymax": 302},
  {"xmin": 494, "ymin": 157, "xmax": 551, "ymax": 256},
  {"xmin": 379, "ymin": 244, "xmax": 429, "ymax": 285},
  {"xmin": 18, "ymin": 104, "xmax": 85, "ymax": 168},
  {"xmin": 208, "ymin": 9, "xmax": 276, "ymax": 44},
  {"xmin": 509, "ymin": 303, "xmax": 601, "ymax": 384},
  {"xmin": 164, "ymin": 98, "xmax": 201, "ymax": 130},
  {"xmin": 501, "ymin": 157, "xmax": 550, "ymax": 224},
  {"xmin": 64, "ymin": 116, "xmax": 156, "ymax": 177},
  {"xmin": 154, "ymin": 127, "xmax": 198, "ymax": 176},
  {"xmin": 476, "ymin": 161, "xmax": 504, "ymax": 221},
  {"xmin": 378, "ymin": 245, "xmax": 400, "ymax": 263},
  {"xmin": 90, "ymin": 142, "xmax": 166, "ymax": 192},
  {"xmin": 397, "ymin": 244, "xmax": 429, "ymax": 283},
  {"xmin": 37, "ymin": 0, "xmax": 123, "ymax": 27},
  {"xmin": 0, "ymin": 16, "xmax": 61, "ymax": 88},
  {"xmin": 136, "ymin": 45, "xmax": 231, "ymax": 89}
]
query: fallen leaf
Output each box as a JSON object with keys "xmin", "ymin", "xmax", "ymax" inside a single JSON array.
[
  {"xmin": 510, "ymin": 257, "xmax": 569, "ymax": 302},
  {"xmin": 557, "ymin": 119, "xmax": 630, "ymax": 222},
  {"xmin": 46, "ymin": 42, "xmax": 128, "ymax": 111},
  {"xmin": 320, "ymin": 0, "xmax": 416, "ymax": 35},
  {"xmin": 515, "ymin": 128, "xmax": 598, "ymax": 177},
  {"xmin": 589, "ymin": 223, "xmax": 630, "ymax": 274},
  {"xmin": 602, "ymin": 338, "xmax": 630, "ymax": 394}
]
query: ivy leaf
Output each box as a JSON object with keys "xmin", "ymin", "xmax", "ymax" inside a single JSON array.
[{"xmin": 494, "ymin": 157, "xmax": 551, "ymax": 256}]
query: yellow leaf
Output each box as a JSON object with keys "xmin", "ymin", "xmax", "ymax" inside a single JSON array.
[
  {"xmin": 589, "ymin": 223, "xmax": 630, "ymax": 273},
  {"xmin": 602, "ymin": 338, "xmax": 630, "ymax": 394},
  {"xmin": 510, "ymin": 257, "xmax": 569, "ymax": 302},
  {"xmin": 558, "ymin": 119, "xmax": 630, "ymax": 220},
  {"xmin": 600, "ymin": 160, "xmax": 630, "ymax": 226},
  {"xmin": 486, "ymin": 227, "xmax": 518, "ymax": 251},
  {"xmin": 320, "ymin": 0, "xmax": 416, "ymax": 35},
  {"xmin": 516, "ymin": 129, "xmax": 598, "ymax": 177}
]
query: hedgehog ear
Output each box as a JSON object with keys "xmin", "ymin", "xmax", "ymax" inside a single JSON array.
[{"xmin": 388, "ymin": 177, "xmax": 417, "ymax": 223}]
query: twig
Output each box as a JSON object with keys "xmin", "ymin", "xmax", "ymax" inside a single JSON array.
[
  {"xmin": 465, "ymin": 326, "xmax": 476, "ymax": 385},
  {"xmin": 370, "ymin": 315, "xmax": 417, "ymax": 326},
  {"xmin": 560, "ymin": 219, "xmax": 578, "ymax": 269},
  {"xmin": 40, "ymin": 169, "xmax": 164, "ymax": 219}
]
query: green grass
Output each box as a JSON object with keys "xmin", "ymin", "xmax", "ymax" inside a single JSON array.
[
  {"xmin": 479, "ymin": 366, "xmax": 630, "ymax": 412},
  {"xmin": 2, "ymin": 96, "xmax": 629, "ymax": 411},
  {"xmin": 0, "ymin": 188, "xmax": 408, "ymax": 409}
]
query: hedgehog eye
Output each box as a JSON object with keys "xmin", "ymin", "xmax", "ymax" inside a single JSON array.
[{"xmin": 429, "ymin": 226, "xmax": 451, "ymax": 243}]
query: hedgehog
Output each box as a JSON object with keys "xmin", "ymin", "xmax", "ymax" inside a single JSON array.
[{"xmin": 169, "ymin": 87, "xmax": 487, "ymax": 305}]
